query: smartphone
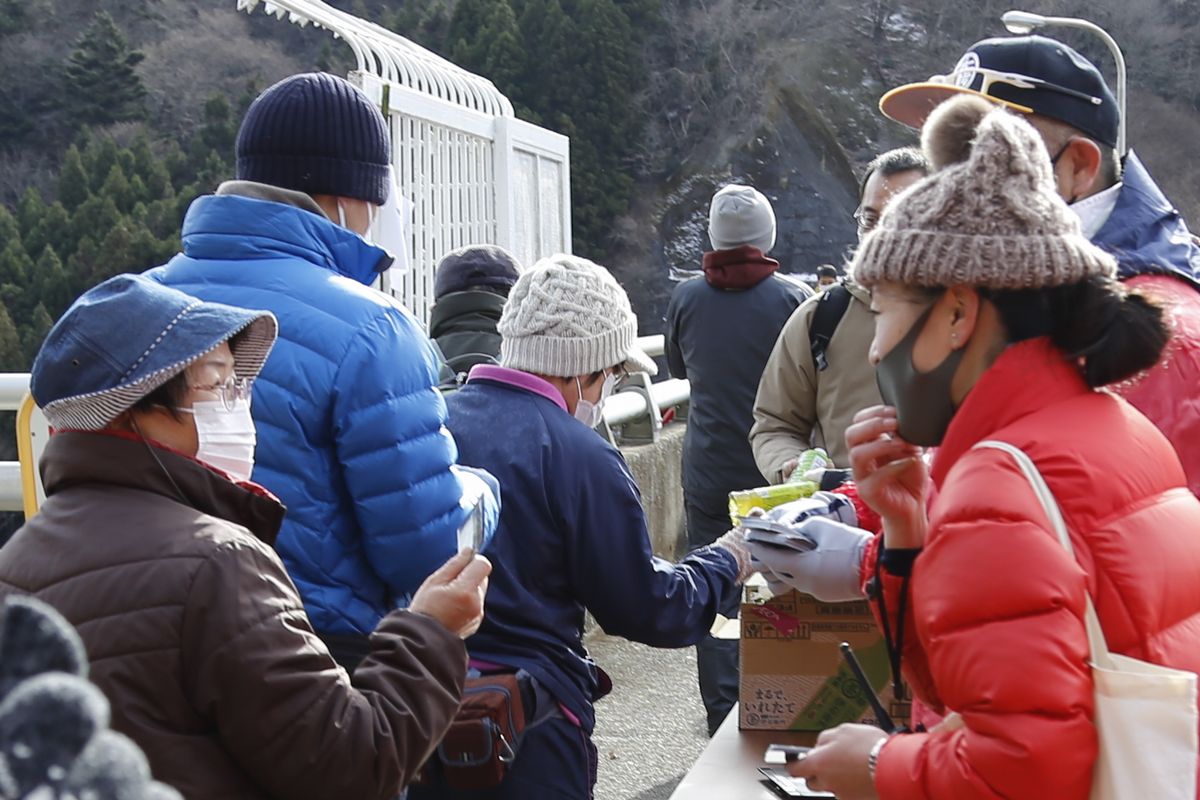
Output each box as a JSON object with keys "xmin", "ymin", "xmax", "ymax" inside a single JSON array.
[
  {"xmin": 758, "ymin": 767, "xmax": 834, "ymax": 798},
  {"xmin": 763, "ymin": 744, "xmax": 813, "ymax": 765},
  {"xmin": 456, "ymin": 498, "xmax": 486, "ymax": 552}
]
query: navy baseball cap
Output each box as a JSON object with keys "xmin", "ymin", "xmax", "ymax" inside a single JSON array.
[{"xmin": 880, "ymin": 35, "xmax": 1119, "ymax": 148}]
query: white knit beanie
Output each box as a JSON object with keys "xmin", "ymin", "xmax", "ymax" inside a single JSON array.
[
  {"xmin": 499, "ymin": 254, "xmax": 658, "ymax": 377},
  {"xmin": 851, "ymin": 95, "xmax": 1116, "ymax": 290},
  {"xmin": 708, "ymin": 184, "xmax": 777, "ymax": 254}
]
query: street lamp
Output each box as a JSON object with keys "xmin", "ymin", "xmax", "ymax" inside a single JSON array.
[{"xmin": 1000, "ymin": 10, "xmax": 1127, "ymax": 155}]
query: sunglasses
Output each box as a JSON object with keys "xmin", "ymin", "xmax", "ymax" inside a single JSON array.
[{"xmin": 929, "ymin": 65, "xmax": 1103, "ymax": 111}]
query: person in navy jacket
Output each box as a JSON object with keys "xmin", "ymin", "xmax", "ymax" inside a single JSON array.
[
  {"xmin": 147, "ymin": 73, "xmax": 498, "ymax": 666},
  {"xmin": 414, "ymin": 255, "xmax": 755, "ymax": 799}
]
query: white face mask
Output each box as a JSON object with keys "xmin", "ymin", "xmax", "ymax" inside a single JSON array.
[
  {"xmin": 370, "ymin": 166, "xmax": 412, "ymax": 277},
  {"xmin": 178, "ymin": 398, "xmax": 257, "ymax": 482},
  {"xmin": 1069, "ymin": 182, "xmax": 1121, "ymax": 240},
  {"xmin": 573, "ymin": 372, "xmax": 618, "ymax": 429},
  {"xmin": 337, "ymin": 200, "xmax": 378, "ymax": 240}
]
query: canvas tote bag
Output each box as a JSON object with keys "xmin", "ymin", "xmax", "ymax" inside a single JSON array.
[{"xmin": 976, "ymin": 439, "xmax": 1199, "ymax": 800}]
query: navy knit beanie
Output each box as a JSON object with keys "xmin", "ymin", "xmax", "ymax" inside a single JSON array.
[
  {"xmin": 435, "ymin": 245, "xmax": 522, "ymax": 299},
  {"xmin": 236, "ymin": 73, "xmax": 391, "ymax": 205}
]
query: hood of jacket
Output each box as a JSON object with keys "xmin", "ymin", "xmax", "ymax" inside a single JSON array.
[
  {"xmin": 41, "ymin": 430, "xmax": 286, "ymax": 543},
  {"xmin": 1093, "ymin": 150, "xmax": 1200, "ymax": 290},
  {"xmin": 429, "ymin": 289, "xmax": 506, "ymax": 339},
  {"xmin": 181, "ymin": 185, "xmax": 392, "ymax": 288},
  {"xmin": 701, "ymin": 245, "xmax": 780, "ymax": 290}
]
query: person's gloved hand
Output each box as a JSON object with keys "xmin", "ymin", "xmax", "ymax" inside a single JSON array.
[
  {"xmin": 747, "ymin": 517, "xmax": 873, "ymax": 602},
  {"xmin": 714, "ymin": 528, "xmax": 755, "ymax": 583}
]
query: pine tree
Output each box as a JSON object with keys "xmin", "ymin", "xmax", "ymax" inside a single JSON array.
[
  {"xmin": 0, "ymin": 205, "xmax": 19, "ymax": 251},
  {"xmin": 32, "ymin": 246, "xmax": 72, "ymax": 319},
  {"xmin": 24, "ymin": 203, "xmax": 72, "ymax": 266},
  {"xmin": 58, "ymin": 145, "xmax": 91, "ymax": 211},
  {"xmin": 65, "ymin": 12, "xmax": 147, "ymax": 125},
  {"xmin": 67, "ymin": 236, "xmax": 101, "ymax": 299},
  {"xmin": 100, "ymin": 163, "xmax": 134, "ymax": 213},
  {"xmin": 86, "ymin": 137, "xmax": 122, "ymax": 195},
  {"xmin": 0, "ymin": 239, "xmax": 29, "ymax": 287},
  {"xmin": 467, "ymin": 2, "xmax": 525, "ymax": 92},
  {"xmin": 0, "ymin": 304, "xmax": 24, "ymax": 373},
  {"xmin": 20, "ymin": 303, "xmax": 53, "ymax": 367},
  {"xmin": 16, "ymin": 187, "xmax": 46, "ymax": 238},
  {"xmin": 195, "ymin": 94, "xmax": 237, "ymax": 161},
  {"xmin": 69, "ymin": 196, "xmax": 122, "ymax": 265},
  {"xmin": 0, "ymin": 240, "xmax": 35, "ymax": 322}
]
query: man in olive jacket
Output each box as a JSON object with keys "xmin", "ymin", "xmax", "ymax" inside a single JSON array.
[{"xmin": 750, "ymin": 148, "xmax": 927, "ymax": 478}]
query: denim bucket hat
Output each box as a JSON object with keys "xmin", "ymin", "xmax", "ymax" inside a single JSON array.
[{"xmin": 32, "ymin": 274, "xmax": 278, "ymax": 431}]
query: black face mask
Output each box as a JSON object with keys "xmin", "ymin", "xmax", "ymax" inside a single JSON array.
[{"xmin": 875, "ymin": 301, "xmax": 966, "ymax": 447}]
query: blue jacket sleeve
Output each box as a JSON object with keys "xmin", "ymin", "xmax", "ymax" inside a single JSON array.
[
  {"xmin": 565, "ymin": 443, "xmax": 738, "ymax": 646},
  {"xmin": 331, "ymin": 307, "xmax": 495, "ymax": 598}
]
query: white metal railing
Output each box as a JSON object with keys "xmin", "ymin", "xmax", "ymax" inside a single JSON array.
[
  {"xmin": 0, "ymin": 342, "xmax": 689, "ymax": 511},
  {"xmin": 0, "ymin": 374, "xmax": 31, "ymax": 512},
  {"xmin": 243, "ymin": 0, "xmax": 573, "ymax": 329}
]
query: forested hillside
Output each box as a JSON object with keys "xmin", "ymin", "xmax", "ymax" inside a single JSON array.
[{"xmin": 1, "ymin": 0, "xmax": 1198, "ymax": 363}]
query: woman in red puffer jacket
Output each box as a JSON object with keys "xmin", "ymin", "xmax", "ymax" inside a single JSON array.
[{"xmin": 784, "ymin": 95, "xmax": 1200, "ymax": 799}]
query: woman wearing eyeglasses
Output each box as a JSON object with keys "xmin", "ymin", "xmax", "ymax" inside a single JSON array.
[
  {"xmin": 0, "ymin": 274, "xmax": 493, "ymax": 800},
  {"xmin": 772, "ymin": 96, "xmax": 1200, "ymax": 799}
]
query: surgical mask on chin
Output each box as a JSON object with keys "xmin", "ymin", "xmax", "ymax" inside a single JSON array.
[
  {"xmin": 574, "ymin": 372, "xmax": 618, "ymax": 429},
  {"xmin": 874, "ymin": 303, "xmax": 966, "ymax": 447},
  {"xmin": 177, "ymin": 398, "xmax": 257, "ymax": 482}
]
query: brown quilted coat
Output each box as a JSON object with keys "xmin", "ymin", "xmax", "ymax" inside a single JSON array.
[{"xmin": 0, "ymin": 430, "xmax": 466, "ymax": 800}]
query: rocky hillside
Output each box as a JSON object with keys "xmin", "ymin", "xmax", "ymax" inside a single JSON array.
[{"xmin": 1, "ymin": 0, "xmax": 1197, "ymax": 338}]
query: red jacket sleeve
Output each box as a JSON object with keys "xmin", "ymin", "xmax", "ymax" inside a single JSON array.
[{"xmin": 872, "ymin": 455, "xmax": 1097, "ymax": 799}]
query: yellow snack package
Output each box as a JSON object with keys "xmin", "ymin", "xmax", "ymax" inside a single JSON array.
[{"xmin": 728, "ymin": 481, "xmax": 818, "ymax": 525}]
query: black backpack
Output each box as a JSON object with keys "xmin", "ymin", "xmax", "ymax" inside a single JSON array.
[{"xmin": 807, "ymin": 284, "xmax": 853, "ymax": 371}]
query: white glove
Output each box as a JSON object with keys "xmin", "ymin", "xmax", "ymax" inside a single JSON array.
[
  {"xmin": 747, "ymin": 517, "xmax": 872, "ymax": 602},
  {"xmin": 759, "ymin": 491, "xmax": 858, "ymax": 528}
]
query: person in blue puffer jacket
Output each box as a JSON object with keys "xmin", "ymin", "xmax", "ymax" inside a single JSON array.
[{"xmin": 146, "ymin": 72, "xmax": 498, "ymax": 667}]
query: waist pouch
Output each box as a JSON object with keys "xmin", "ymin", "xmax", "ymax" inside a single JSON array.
[{"xmin": 436, "ymin": 671, "xmax": 533, "ymax": 789}]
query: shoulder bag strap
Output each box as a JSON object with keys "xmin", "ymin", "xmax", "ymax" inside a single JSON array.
[{"xmin": 974, "ymin": 439, "xmax": 1113, "ymax": 669}]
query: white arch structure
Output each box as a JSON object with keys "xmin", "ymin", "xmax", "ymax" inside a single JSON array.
[{"xmin": 235, "ymin": 0, "xmax": 572, "ymax": 324}]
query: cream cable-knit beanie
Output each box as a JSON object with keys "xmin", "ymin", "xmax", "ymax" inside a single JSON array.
[
  {"xmin": 851, "ymin": 94, "xmax": 1116, "ymax": 290},
  {"xmin": 499, "ymin": 254, "xmax": 658, "ymax": 377}
]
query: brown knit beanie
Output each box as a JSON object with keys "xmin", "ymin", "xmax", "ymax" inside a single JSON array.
[{"xmin": 851, "ymin": 94, "xmax": 1117, "ymax": 290}]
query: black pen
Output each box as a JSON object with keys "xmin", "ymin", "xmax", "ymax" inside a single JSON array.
[{"xmin": 839, "ymin": 641, "xmax": 898, "ymax": 733}]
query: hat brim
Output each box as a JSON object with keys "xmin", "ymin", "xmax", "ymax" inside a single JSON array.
[
  {"xmin": 880, "ymin": 82, "xmax": 1034, "ymax": 130},
  {"xmin": 622, "ymin": 345, "xmax": 659, "ymax": 377},
  {"xmin": 42, "ymin": 304, "xmax": 278, "ymax": 431}
]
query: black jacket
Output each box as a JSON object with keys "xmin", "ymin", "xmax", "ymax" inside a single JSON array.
[
  {"xmin": 666, "ymin": 272, "xmax": 809, "ymax": 506},
  {"xmin": 430, "ymin": 289, "xmax": 505, "ymax": 375}
]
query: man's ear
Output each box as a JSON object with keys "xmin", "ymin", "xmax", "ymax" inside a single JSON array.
[{"xmin": 1062, "ymin": 137, "xmax": 1103, "ymax": 199}]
